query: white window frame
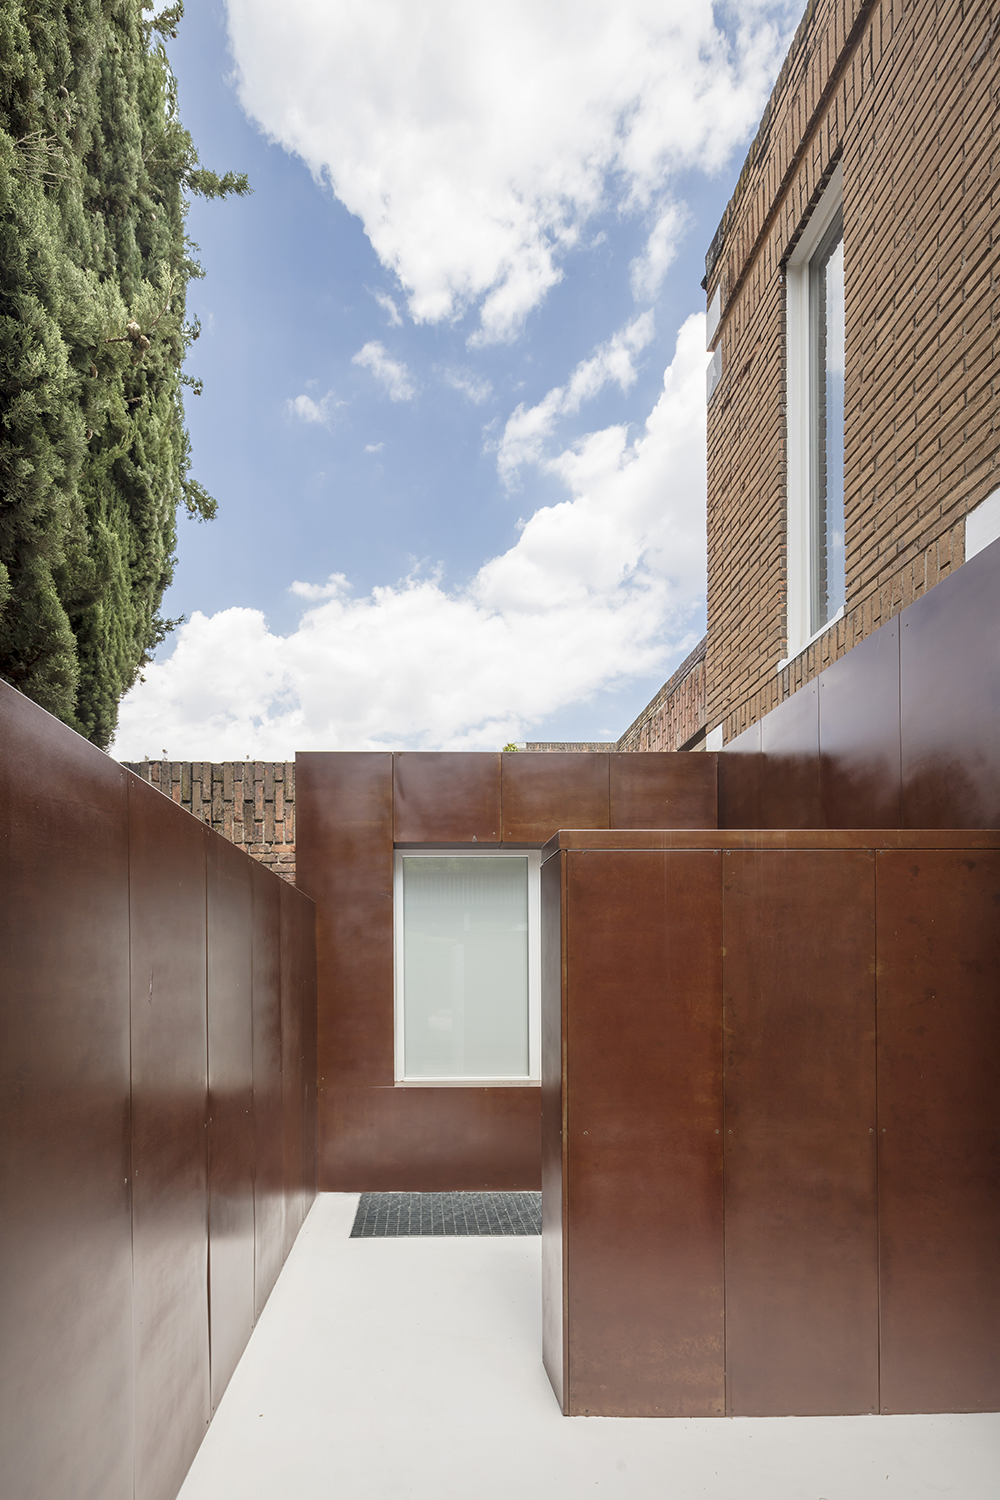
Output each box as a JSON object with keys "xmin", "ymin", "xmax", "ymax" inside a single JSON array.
[
  {"xmin": 965, "ymin": 486, "xmax": 1000, "ymax": 561},
  {"xmin": 785, "ymin": 162, "xmax": 844, "ymax": 662},
  {"xmin": 393, "ymin": 848, "xmax": 541, "ymax": 1087}
]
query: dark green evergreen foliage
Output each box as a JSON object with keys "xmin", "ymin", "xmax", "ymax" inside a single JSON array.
[{"xmin": 0, "ymin": 0, "xmax": 249, "ymax": 746}]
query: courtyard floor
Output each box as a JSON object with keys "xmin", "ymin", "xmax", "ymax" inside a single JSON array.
[{"xmin": 178, "ymin": 1193, "xmax": 1000, "ymax": 1500}]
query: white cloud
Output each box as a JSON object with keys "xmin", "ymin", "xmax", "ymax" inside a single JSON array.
[
  {"xmin": 441, "ymin": 367, "xmax": 493, "ymax": 405},
  {"xmin": 630, "ymin": 201, "xmax": 689, "ymax": 302},
  {"xmin": 289, "ymin": 574, "xmax": 349, "ymax": 601},
  {"xmin": 372, "ymin": 289, "xmax": 403, "ymax": 326},
  {"xmin": 364, "ymin": 441, "xmax": 385, "ymax": 454},
  {"xmin": 226, "ymin": 1, "xmax": 796, "ymax": 342},
  {"xmin": 497, "ymin": 311, "xmax": 655, "ymax": 484},
  {"xmin": 112, "ymin": 316, "xmax": 708, "ymax": 757},
  {"xmin": 286, "ymin": 389, "xmax": 341, "ymax": 425},
  {"xmin": 352, "ymin": 340, "xmax": 416, "ymax": 401}
]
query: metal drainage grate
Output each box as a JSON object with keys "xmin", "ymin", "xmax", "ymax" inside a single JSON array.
[{"xmin": 350, "ymin": 1191, "xmax": 542, "ymax": 1238}]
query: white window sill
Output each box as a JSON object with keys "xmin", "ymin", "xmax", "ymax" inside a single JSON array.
[
  {"xmin": 776, "ymin": 606, "xmax": 844, "ymax": 673},
  {"xmin": 394, "ymin": 1078, "xmax": 541, "ymax": 1088},
  {"xmin": 966, "ymin": 486, "xmax": 1000, "ymax": 559}
]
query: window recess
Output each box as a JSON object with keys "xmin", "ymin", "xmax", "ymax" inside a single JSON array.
[
  {"xmin": 785, "ymin": 164, "xmax": 845, "ymax": 659},
  {"xmin": 393, "ymin": 849, "xmax": 541, "ymax": 1085}
]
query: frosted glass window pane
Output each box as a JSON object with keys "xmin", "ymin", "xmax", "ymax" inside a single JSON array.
[{"xmin": 402, "ymin": 857, "xmax": 529, "ymax": 1079}]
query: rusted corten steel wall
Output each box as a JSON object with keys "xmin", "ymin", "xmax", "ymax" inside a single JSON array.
[
  {"xmin": 541, "ymin": 829, "xmax": 1000, "ymax": 1418},
  {"xmin": 718, "ymin": 535, "xmax": 1000, "ymax": 829},
  {"xmin": 704, "ymin": 0, "xmax": 1000, "ymax": 741},
  {"xmin": 296, "ymin": 749, "xmax": 718, "ymax": 1191},
  {"xmin": 0, "ymin": 681, "xmax": 317, "ymax": 1500}
]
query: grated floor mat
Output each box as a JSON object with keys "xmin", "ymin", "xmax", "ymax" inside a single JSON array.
[{"xmin": 350, "ymin": 1190, "xmax": 541, "ymax": 1237}]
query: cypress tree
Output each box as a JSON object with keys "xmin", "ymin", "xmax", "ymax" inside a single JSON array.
[{"xmin": 0, "ymin": 0, "xmax": 248, "ymax": 747}]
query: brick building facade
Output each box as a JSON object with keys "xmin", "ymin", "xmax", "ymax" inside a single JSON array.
[{"xmin": 701, "ymin": 0, "xmax": 998, "ymax": 742}]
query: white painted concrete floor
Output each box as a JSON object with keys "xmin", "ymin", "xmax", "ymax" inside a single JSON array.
[{"xmin": 179, "ymin": 1194, "xmax": 999, "ymax": 1500}]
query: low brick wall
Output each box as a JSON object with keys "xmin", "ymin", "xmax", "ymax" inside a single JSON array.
[
  {"xmin": 122, "ymin": 760, "xmax": 296, "ymax": 882},
  {"xmin": 617, "ymin": 637, "xmax": 708, "ymax": 752},
  {"xmin": 523, "ymin": 741, "xmax": 617, "ymax": 752},
  {"xmin": 522, "ymin": 651, "xmax": 710, "ymax": 758}
]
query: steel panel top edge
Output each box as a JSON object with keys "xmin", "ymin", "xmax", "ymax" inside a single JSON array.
[{"xmin": 543, "ymin": 829, "xmax": 1000, "ymax": 853}]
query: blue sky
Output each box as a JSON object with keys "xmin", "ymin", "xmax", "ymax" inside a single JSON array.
[{"xmin": 114, "ymin": 0, "xmax": 797, "ymax": 759}]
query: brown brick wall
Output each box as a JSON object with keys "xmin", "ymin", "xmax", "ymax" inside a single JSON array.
[
  {"xmin": 523, "ymin": 741, "xmax": 617, "ymax": 752},
  {"xmin": 705, "ymin": 0, "xmax": 999, "ymax": 741},
  {"xmin": 123, "ymin": 760, "xmax": 297, "ymax": 882},
  {"xmin": 617, "ymin": 636, "xmax": 708, "ymax": 752}
]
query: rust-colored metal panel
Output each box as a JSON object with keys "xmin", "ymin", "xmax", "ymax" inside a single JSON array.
[
  {"xmin": 723, "ymin": 849, "xmax": 879, "ymax": 1416},
  {"xmin": 501, "ymin": 751, "xmax": 609, "ymax": 843},
  {"xmin": 207, "ymin": 836, "xmax": 255, "ymax": 1413},
  {"xmin": 301, "ymin": 751, "xmax": 546, "ymax": 1192},
  {"xmin": 561, "ymin": 850, "xmax": 725, "ymax": 1416},
  {"xmin": 250, "ymin": 861, "xmax": 284, "ymax": 1319},
  {"xmin": 296, "ymin": 752, "xmax": 394, "ymax": 1089},
  {"xmin": 900, "ymin": 540, "xmax": 1000, "ymax": 827},
  {"xmin": 394, "ymin": 752, "xmax": 501, "ymax": 842},
  {"xmin": 609, "ymin": 751, "xmax": 718, "ymax": 829},
  {"xmin": 540, "ymin": 851, "xmax": 567, "ymax": 1410},
  {"xmin": 876, "ymin": 849, "xmax": 1000, "ymax": 1413},
  {"xmin": 299, "ymin": 892, "xmax": 319, "ymax": 1216},
  {"xmin": 718, "ymin": 719, "xmax": 761, "ymax": 828},
  {"xmin": 759, "ymin": 682, "xmax": 820, "ymax": 828},
  {"xmin": 563, "ymin": 852, "xmax": 719, "ymax": 1410},
  {"xmin": 280, "ymin": 880, "xmax": 306, "ymax": 1253},
  {"xmin": 284, "ymin": 882, "xmax": 318, "ymax": 1219},
  {"xmin": 128, "ymin": 776, "xmax": 211, "ymax": 1500},
  {"xmin": 319, "ymin": 1085, "xmax": 541, "ymax": 1191},
  {"xmin": 818, "ymin": 621, "xmax": 901, "ymax": 827},
  {"xmin": 0, "ymin": 684, "xmax": 134, "ymax": 1500}
]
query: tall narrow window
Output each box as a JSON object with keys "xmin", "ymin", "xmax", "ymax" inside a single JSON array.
[
  {"xmin": 785, "ymin": 164, "xmax": 846, "ymax": 660},
  {"xmin": 394, "ymin": 850, "xmax": 540, "ymax": 1083},
  {"xmin": 808, "ymin": 210, "xmax": 845, "ymax": 633}
]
